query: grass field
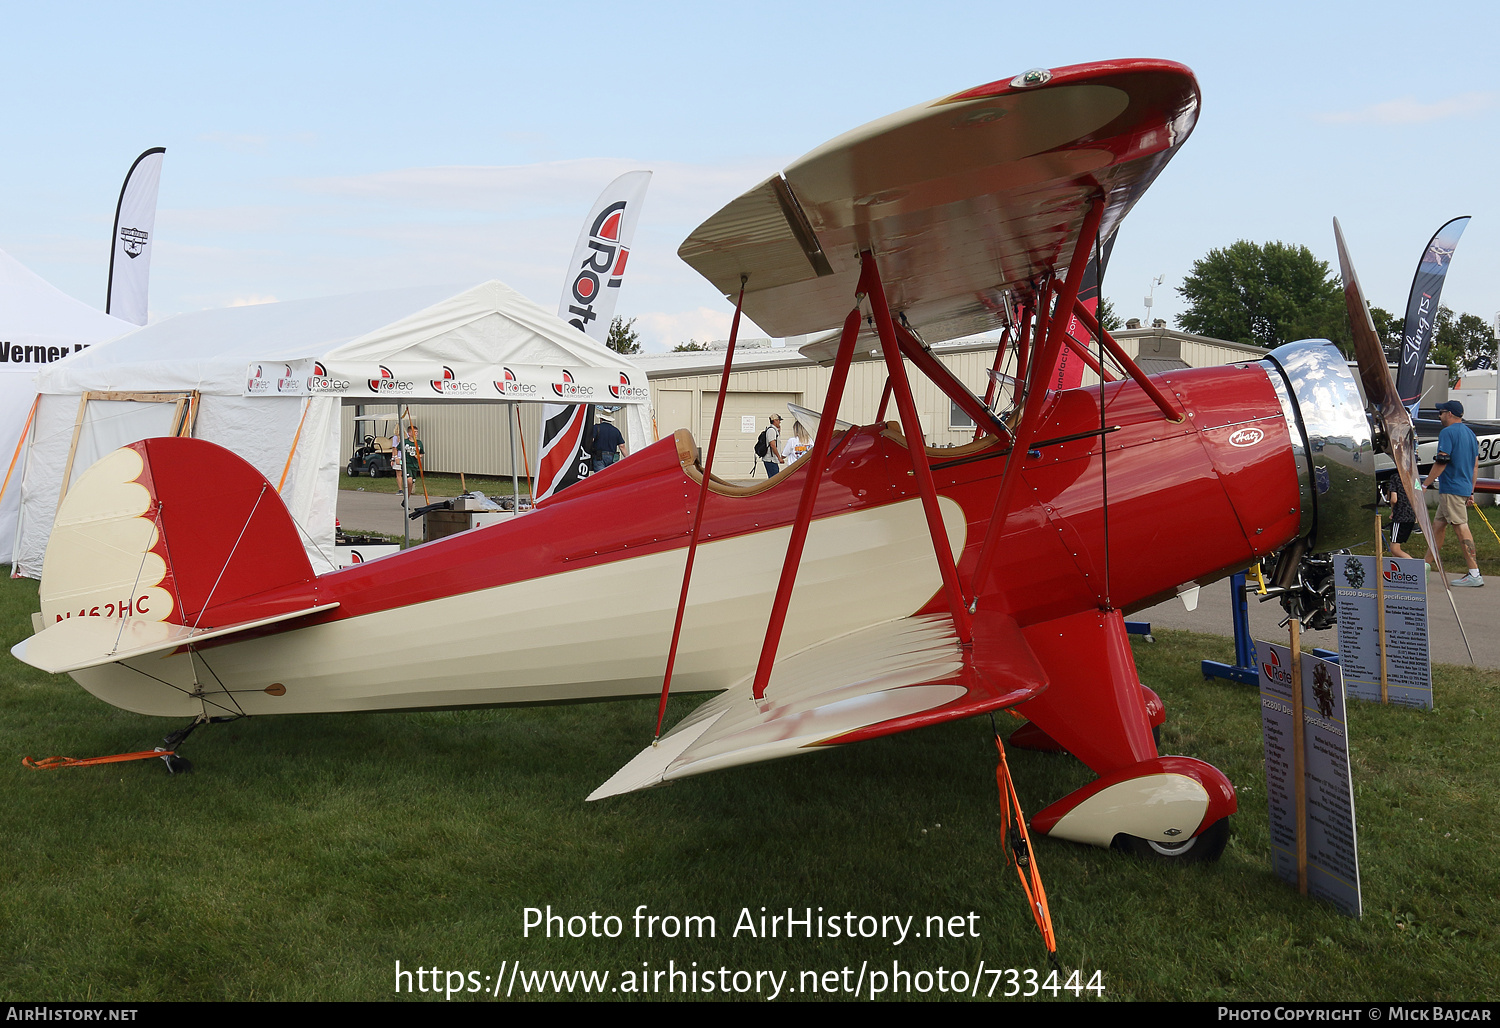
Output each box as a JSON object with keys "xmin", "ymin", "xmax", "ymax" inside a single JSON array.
[
  {"xmin": 339, "ymin": 470, "xmax": 527, "ymax": 497},
  {"xmin": 0, "ymin": 569, "xmax": 1496, "ymax": 1002},
  {"xmin": 1360, "ymin": 503, "xmax": 1500, "ymax": 577}
]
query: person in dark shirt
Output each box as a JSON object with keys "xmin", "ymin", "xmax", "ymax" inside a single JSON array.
[{"xmin": 590, "ymin": 414, "xmax": 627, "ymax": 472}]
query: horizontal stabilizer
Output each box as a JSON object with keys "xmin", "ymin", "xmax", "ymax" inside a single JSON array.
[
  {"xmin": 12, "ymin": 604, "xmax": 338, "ymax": 674},
  {"xmin": 590, "ymin": 611, "xmax": 1045, "ymax": 800}
]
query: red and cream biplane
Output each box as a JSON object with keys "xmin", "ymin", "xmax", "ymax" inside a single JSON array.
[{"xmin": 12, "ymin": 59, "xmax": 1392, "ymax": 860}]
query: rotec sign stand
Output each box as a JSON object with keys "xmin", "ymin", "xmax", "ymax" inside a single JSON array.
[
  {"xmin": 1258, "ymin": 622, "xmax": 1364, "ymax": 918},
  {"xmin": 1374, "ymin": 513, "xmax": 1389, "ymax": 704},
  {"xmin": 1289, "ymin": 617, "xmax": 1309, "ymax": 896}
]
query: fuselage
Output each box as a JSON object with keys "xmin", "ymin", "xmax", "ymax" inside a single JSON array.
[{"xmin": 60, "ymin": 358, "xmax": 1314, "ymax": 719}]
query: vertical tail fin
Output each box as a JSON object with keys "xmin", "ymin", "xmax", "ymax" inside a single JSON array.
[{"xmin": 39, "ymin": 438, "xmax": 316, "ymax": 630}]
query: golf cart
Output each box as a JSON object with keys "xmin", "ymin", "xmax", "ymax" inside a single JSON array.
[{"xmin": 347, "ymin": 412, "xmax": 401, "ymax": 478}]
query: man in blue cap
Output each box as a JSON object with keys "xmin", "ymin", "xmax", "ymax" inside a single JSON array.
[{"xmin": 1421, "ymin": 399, "xmax": 1482, "ymax": 586}]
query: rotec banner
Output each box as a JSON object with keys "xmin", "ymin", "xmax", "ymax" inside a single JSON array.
[
  {"xmin": 559, "ymin": 171, "xmax": 651, "ymax": 342},
  {"xmin": 243, "ymin": 360, "xmax": 650, "ymax": 402}
]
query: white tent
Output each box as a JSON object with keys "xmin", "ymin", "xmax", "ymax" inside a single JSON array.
[
  {"xmin": 12, "ymin": 279, "xmax": 651, "ymax": 578},
  {"xmin": 0, "ymin": 247, "xmax": 135, "ymax": 564}
]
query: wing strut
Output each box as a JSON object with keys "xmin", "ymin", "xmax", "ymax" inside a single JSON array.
[
  {"xmin": 972, "ymin": 197, "xmax": 1105, "ymax": 592},
  {"xmin": 978, "ymin": 323, "xmax": 1014, "ymax": 439},
  {"xmin": 654, "ymin": 277, "xmax": 749, "ymax": 737},
  {"xmin": 863, "ymin": 251, "xmax": 974, "ymax": 644},
  {"xmin": 750, "ymin": 306, "xmax": 864, "ymax": 701},
  {"xmin": 1012, "ymin": 300, "xmax": 1034, "ymax": 389},
  {"xmin": 1069, "ymin": 299, "xmax": 1182, "ymax": 422},
  {"xmin": 891, "ymin": 320, "xmax": 1009, "ymax": 438}
]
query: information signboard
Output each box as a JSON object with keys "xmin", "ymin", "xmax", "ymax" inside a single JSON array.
[
  {"xmin": 1258, "ymin": 642, "xmax": 1362, "ymax": 918},
  {"xmin": 1335, "ymin": 554, "xmax": 1432, "ymax": 708}
]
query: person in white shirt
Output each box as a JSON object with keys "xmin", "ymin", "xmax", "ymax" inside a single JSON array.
[{"xmin": 781, "ymin": 420, "xmax": 812, "ymax": 464}]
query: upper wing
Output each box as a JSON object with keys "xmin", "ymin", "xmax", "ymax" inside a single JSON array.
[
  {"xmin": 590, "ymin": 611, "xmax": 1046, "ymax": 799},
  {"xmin": 678, "ymin": 59, "xmax": 1199, "ymax": 345}
]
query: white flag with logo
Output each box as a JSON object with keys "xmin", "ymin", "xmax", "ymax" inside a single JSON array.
[
  {"xmin": 558, "ymin": 170, "xmax": 651, "ymax": 342},
  {"xmin": 536, "ymin": 171, "xmax": 651, "ymax": 502},
  {"xmin": 106, "ymin": 147, "xmax": 165, "ymax": 326}
]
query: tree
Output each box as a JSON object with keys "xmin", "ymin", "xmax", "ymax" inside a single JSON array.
[
  {"xmin": 1176, "ymin": 241, "xmax": 1349, "ymax": 353},
  {"xmin": 1368, "ymin": 305, "xmax": 1402, "ymax": 364},
  {"xmin": 606, "ymin": 316, "xmax": 641, "ymax": 355},
  {"xmin": 1430, "ymin": 306, "xmax": 1496, "ymax": 385},
  {"xmin": 673, "ymin": 339, "xmax": 710, "ymax": 352},
  {"xmin": 1097, "ymin": 296, "xmax": 1122, "ymax": 332}
]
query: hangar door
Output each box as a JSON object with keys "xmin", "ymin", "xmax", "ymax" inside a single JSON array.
[{"xmin": 702, "ymin": 390, "xmax": 799, "ymax": 478}]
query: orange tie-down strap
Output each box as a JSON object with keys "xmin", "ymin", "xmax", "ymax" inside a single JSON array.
[
  {"xmin": 23, "ymin": 749, "xmax": 177, "ymax": 770},
  {"xmin": 994, "ymin": 732, "xmax": 1058, "ymax": 960}
]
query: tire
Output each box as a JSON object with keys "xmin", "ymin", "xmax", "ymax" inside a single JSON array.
[
  {"xmin": 161, "ymin": 754, "xmax": 194, "ymax": 775},
  {"xmin": 368, "ymin": 463, "xmax": 380, "ymax": 479},
  {"xmin": 1112, "ymin": 817, "xmax": 1229, "ymax": 863}
]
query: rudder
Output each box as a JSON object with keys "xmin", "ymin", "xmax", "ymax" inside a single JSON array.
[{"xmin": 39, "ymin": 438, "xmax": 316, "ymax": 630}]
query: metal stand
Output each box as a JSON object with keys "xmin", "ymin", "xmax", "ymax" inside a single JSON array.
[{"xmin": 1201, "ymin": 571, "xmax": 1258, "ymax": 684}]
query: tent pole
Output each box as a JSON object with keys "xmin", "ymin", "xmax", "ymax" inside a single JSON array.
[
  {"xmin": 509, "ymin": 401, "xmax": 520, "ymax": 512},
  {"xmin": 400, "ymin": 405, "xmax": 411, "ymax": 550}
]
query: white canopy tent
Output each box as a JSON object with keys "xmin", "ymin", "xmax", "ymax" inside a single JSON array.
[
  {"xmin": 12, "ymin": 279, "xmax": 652, "ymax": 578},
  {"xmin": 0, "ymin": 247, "xmax": 135, "ymax": 564}
]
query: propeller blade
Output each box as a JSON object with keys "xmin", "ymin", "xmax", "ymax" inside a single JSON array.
[{"xmin": 1334, "ymin": 218, "xmax": 1473, "ymax": 664}]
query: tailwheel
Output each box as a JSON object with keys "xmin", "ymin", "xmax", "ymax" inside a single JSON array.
[
  {"xmin": 160, "ymin": 753, "xmax": 194, "ymax": 775},
  {"xmin": 1112, "ymin": 817, "xmax": 1229, "ymax": 863}
]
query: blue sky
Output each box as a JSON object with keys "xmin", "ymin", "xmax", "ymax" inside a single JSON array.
[{"xmin": 2, "ymin": 1, "xmax": 1497, "ymax": 350}]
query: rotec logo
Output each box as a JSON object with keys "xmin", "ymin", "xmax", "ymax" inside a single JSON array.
[
  {"xmin": 1262, "ymin": 648, "xmax": 1292, "ymax": 687},
  {"xmin": 308, "ymin": 361, "xmax": 351, "ymax": 393},
  {"xmin": 1229, "ymin": 427, "xmax": 1264, "ymax": 448},
  {"xmin": 1383, "ymin": 559, "xmax": 1421, "ymax": 586},
  {"xmin": 551, "ymin": 369, "xmax": 594, "ymax": 400},
  {"xmin": 430, "ymin": 366, "xmax": 478, "ymax": 396},
  {"xmin": 275, "ymin": 363, "xmax": 302, "ymax": 393},
  {"xmin": 247, "ymin": 364, "xmax": 273, "ymax": 393},
  {"xmin": 565, "ymin": 201, "xmax": 631, "ymax": 334},
  {"xmin": 494, "ymin": 366, "xmax": 537, "ymax": 397},
  {"xmin": 608, "ymin": 371, "xmax": 648, "ymax": 402},
  {"xmin": 368, "ymin": 365, "xmax": 414, "ymax": 394}
]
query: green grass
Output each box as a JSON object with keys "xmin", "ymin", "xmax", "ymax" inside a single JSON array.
[
  {"xmin": 1360, "ymin": 505, "xmax": 1500, "ymax": 576},
  {"xmin": 339, "ymin": 471, "xmax": 528, "ymax": 496},
  {"xmin": 0, "ymin": 571, "xmax": 1496, "ymax": 1001}
]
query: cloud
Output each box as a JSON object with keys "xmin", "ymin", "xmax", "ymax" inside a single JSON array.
[
  {"xmin": 147, "ymin": 155, "xmax": 788, "ymax": 346},
  {"xmin": 1317, "ymin": 91, "xmax": 1497, "ymax": 125},
  {"xmin": 634, "ymin": 308, "xmax": 738, "ymax": 351}
]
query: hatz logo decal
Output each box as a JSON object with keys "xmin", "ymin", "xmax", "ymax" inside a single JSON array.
[
  {"xmin": 430, "ymin": 365, "xmax": 477, "ymax": 395},
  {"xmin": 609, "ymin": 371, "xmax": 648, "ymax": 402},
  {"xmin": 565, "ymin": 201, "xmax": 631, "ymax": 333},
  {"xmin": 552, "ymin": 369, "xmax": 594, "ymax": 400},
  {"xmin": 494, "ymin": 367, "xmax": 537, "ymax": 397},
  {"xmin": 1229, "ymin": 427, "xmax": 1264, "ymax": 447},
  {"xmin": 119, "ymin": 226, "xmax": 149, "ymax": 258}
]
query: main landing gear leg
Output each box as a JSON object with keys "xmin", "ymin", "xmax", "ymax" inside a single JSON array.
[{"xmin": 1018, "ymin": 608, "xmax": 1236, "ymax": 861}]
